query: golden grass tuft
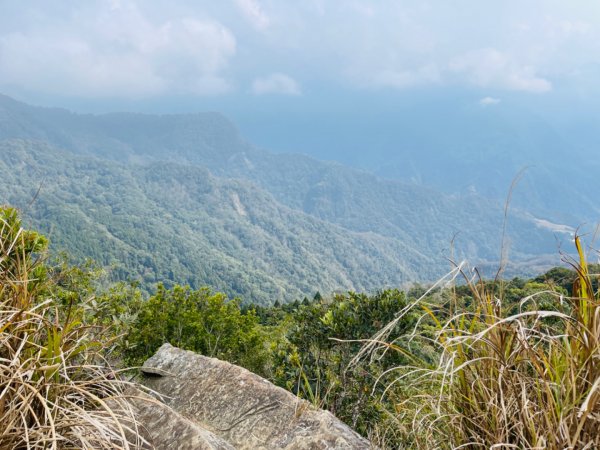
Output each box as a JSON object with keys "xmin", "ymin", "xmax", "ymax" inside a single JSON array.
[
  {"xmin": 0, "ymin": 207, "xmax": 142, "ymax": 449},
  {"xmin": 359, "ymin": 237, "xmax": 600, "ymax": 449}
]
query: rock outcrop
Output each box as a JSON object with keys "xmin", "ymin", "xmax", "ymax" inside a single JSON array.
[
  {"xmin": 124, "ymin": 389, "xmax": 235, "ymax": 450},
  {"xmin": 134, "ymin": 343, "xmax": 372, "ymax": 449}
]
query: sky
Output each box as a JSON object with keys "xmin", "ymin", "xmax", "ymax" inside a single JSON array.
[{"xmin": 1, "ymin": 0, "xmax": 600, "ymax": 157}]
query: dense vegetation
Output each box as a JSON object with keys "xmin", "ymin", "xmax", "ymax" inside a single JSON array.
[
  {"xmin": 2, "ymin": 206, "xmax": 598, "ymax": 448},
  {"xmin": 0, "ymin": 139, "xmax": 434, "ymax": 304},
  {"xmin": 91, "ymin": 248, "xmax": 600, "ymax": 448},
  {"xmin": 0, "ymin": 94, "xmax": 568, "ymax": 304}
]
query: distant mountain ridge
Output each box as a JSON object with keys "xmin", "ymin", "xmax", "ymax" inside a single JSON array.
[
  {"xmin": 260, "ymin": 94, "xmax": 600, "ymax": 222},
  {"xmin": 0, "ymin": 94, "xmax": 568, "ymax": 303},
  {"xmin": 0, "ymin": 93, "xmax": 256, "ymax": 166}
]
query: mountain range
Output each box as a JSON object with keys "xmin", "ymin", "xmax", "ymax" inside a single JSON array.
[{"xmin": 0, "ymin": 94, "xmax": 575, "ymax": 304}]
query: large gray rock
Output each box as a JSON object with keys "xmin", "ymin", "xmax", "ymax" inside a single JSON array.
[
  {"xmin": 138, "ymin": 343, "xmax": 372, "ymax": 450},
  {"xmin": 125, "ymin": 389, "xmax": 235, "ymax": 450}
]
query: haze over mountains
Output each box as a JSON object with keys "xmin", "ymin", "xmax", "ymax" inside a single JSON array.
[
  {"xmin": 0, "ymin": 94, "xmax": 580, "ymax": 303},
  {"xmin": 232, "ymin": 90, "xmax": 600, "ymax": 224}
]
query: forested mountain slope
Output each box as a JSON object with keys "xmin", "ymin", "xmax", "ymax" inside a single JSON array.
[
  {"xmin": 1, "ymin": 139, "xmax": 434, "ymax": 304},
  {"xmin": 0, "ymin": 93, "xmax": 260, "ymax": 167},
  {"xmin": 0, "ymin": 95, "xmax": 567, "ymax": 302}
]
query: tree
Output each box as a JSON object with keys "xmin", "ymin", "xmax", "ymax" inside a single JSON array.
[
  {"xmin": 124, "ymin": 284, "xmax": 271, "ymax": 375},
  {"xmin": 272, "ymin": 289, "xmax": 418, "ymax": 439}
]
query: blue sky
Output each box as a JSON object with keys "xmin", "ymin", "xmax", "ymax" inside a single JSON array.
[{"xmin": 1, "ymin": 1, "xmax": 599, "ymax": 157}]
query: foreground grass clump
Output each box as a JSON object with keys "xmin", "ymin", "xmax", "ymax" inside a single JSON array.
[
  {"xmin": 366, "ymin": 239, "xmax": 600, "ymax": 449},
  {"xmin": 0, "ymin": 207, "xmax": 139, "ymax": 449}
]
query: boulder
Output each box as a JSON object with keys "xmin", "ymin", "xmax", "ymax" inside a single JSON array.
[
  {"xmin": 125, "ymin": 389, "xmax": 235, "ymax": 450},
  {"xmin": 138, "ymin": 343, "xmax": 372, "ymax": 449}
]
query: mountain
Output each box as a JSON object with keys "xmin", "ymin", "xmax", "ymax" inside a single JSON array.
[
  {"xmin": 238, "ymin": 92, "xmax": 599, "ymax": 222},
  {"xmin": 2, "ymin": 139, "xmax": 438, "ymax": 303},
  {"xmin": 367, "ymin": 101, "xmax": 600, "ymax": 221},
  {"xmin": 0, "ymin": 94, "xmax": 569, "ymax": 303}
]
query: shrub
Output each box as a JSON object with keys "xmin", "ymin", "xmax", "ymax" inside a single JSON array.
[
  {"xmin": 124, "ymin": 284, "xmax": 271, "ymax": 376},
  {"xmin": 272, "ymin": 290, "xmax": 421, "ymax": 443}
]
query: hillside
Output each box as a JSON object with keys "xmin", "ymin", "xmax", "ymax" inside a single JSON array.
[
  {"xmin": 0, "ymin": 95, "xmax": 568, "ymax": 303},
  {"xmin": 1, "ymin": 139, "xmax": 440, "ymax": 304}
]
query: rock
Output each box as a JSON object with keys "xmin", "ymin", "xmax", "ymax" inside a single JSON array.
[
  {"xmin": 125, "ymin": 389, "xmax": 236, "ymax": 450},
  {"xmin": 138, "ymin": 343, "xmax": 372, "ymax": 450},
  {"xmin": 109, "ymin": 387, "xmax": 235, "ymax": 449}
]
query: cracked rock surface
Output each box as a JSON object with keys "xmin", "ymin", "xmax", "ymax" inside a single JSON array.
[{"xmin": 136, "ymin": 343, "xmax": 372, "ymax": 449}]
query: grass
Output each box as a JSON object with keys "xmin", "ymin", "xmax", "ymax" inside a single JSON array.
[
  {"xmin": 0, "ymin": 207, "xmax": 142, "ymax": 449},
  {"xmin": 357, "ymin": 236, "xmax": 600, "ymax": 449}
]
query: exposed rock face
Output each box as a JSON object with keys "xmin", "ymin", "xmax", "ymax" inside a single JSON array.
[
  {"xmin": 125, "ymin": 389, "xmax": 235, "ymax": 450},
  {"xmin": 137, "ymin": 343, "xmax": 372, "ymax": 449}
]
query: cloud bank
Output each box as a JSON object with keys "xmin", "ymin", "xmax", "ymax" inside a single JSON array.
[
  {"xmin": 0, "ymin": 2, "xmax": 236, "ymax": 97},
  {"xmin": 450, "ymin": 49, "xmax": 552, "ymax": 93},
  {"xmin": 0, "ymin": 0, "xmax": 598, "ymax": 98}
]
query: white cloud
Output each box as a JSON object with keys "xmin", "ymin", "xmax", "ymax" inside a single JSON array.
[
  {"xmin": 1, "ymin": 0, "xmax": 599, "ymax": 99},
  {"xmin": 0, "ymin": 2, "xmax": 236, "ymax": 97},
  {"xmin": 450, "ymin": 48, "xmax": 552, "ymax": 93},
  {"xmin": 153, "ymin": 18, "xmax": 237, "ymax": 95},
  {"xmin": 479, "ymin": 96, "xmax": 501, "ymax": 106},
  {"xmin": 252, "ymin": 73, "xmax": 301, "ymax": 95},
  {"xmin": 558, "ymin": 20, "xmax": 590, "ymax": 37},
  {"xmin": 235, "ymin": 0, "xmax": 270, "ymax": 30},
  {"xmin": 372, "ymin": 65, "xmax": 441, "ymax": 89}
]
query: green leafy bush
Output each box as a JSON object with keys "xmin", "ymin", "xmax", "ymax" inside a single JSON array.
[
  {"xmin": 272, "ymin": 290, "xmax": 419, "ymax": 443},
  {"xmin": 124, "ymin": 284, "xmax": 271, "ymax": 375}
]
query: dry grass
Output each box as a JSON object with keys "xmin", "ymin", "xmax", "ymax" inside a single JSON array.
[
  {"xmin": 358, "ymin": 237, "xmax": 600, "ymax": 449},
  {"xmin": 0, "ymin": 207, "xmax": 143, "ymax": 449}
]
